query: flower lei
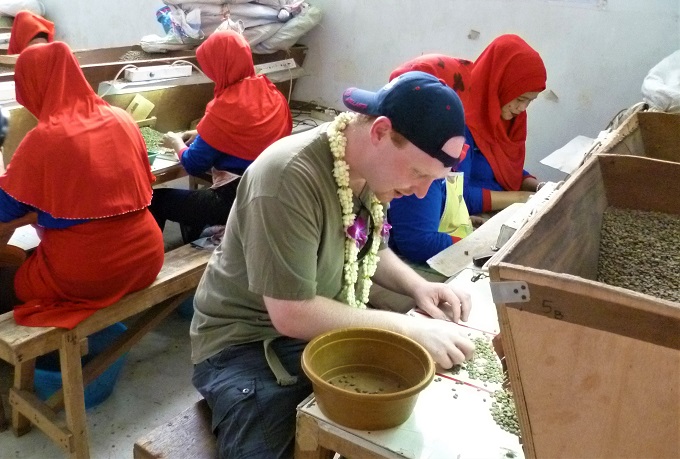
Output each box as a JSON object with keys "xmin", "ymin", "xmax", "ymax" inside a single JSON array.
[{"xmin": 328, "ymin": 112, "xmax": 391, "ymax": 308}]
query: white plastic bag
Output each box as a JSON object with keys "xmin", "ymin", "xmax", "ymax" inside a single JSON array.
[
  {"xmin": 0, "ymin": 0, "xmax": 44, "ymax": 16},
  {"xmin": 252, "ymin": 4, "xmax": 321, "ymax": 54},
  {"xmin": 169, "ymin": 6, "xmax": 203, "ymax": 39},
  {"xmin": 642, "ymin": 50, "xmax": 680, "ymax": 113},
  {"xmin": 214, "ymin": 15, "xmax": 245, "ymax": 35}
]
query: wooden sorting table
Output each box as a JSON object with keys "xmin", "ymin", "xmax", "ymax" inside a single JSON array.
[{"xmin": 295, "ymin": 207, "xmax": 526, "ymax": 459}]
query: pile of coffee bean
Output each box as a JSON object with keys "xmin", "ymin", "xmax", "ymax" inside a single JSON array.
[
  {"xmin": 490, "ymin": 388, "xmax": 520, "ymax": 436},
  {"xmin": 597, "ymin": 207, "xmax": 680, "ymax": 302}
]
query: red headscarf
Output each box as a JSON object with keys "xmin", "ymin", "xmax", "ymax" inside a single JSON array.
[
  {"xmin": 0, "ymin": 42, "xmax": 155, "ymax": 219},
  {"xmin": 196, "ymin": 30, "xmax": 292, "ymax": 160},
  {"xmin": 466, "ymin": 34, "xmax": 547, "ymax": 191},
  {"xmin": 7, "ymin": 10, "xmax": 55, "ymax": 54},
  {"xmin": 389, "ymin": 54, "xmax": 474, "ymax": 109}
]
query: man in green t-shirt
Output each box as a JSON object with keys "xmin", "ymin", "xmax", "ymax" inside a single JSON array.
[{"xmin": 190, "ymin": 71, "xmax": 476, "ymax": 458}]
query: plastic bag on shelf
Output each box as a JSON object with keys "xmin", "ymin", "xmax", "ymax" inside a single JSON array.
[
  {"xmin": 251, "ymin": 3, "xmax": 321, "ymax": 54},
  {"xmin": 0, "ymin": 0, "xmax": 44, "ymax": 16},
  {"xmin": 642, "ymin": 49, "xmax": 680, "ymax": 113}
]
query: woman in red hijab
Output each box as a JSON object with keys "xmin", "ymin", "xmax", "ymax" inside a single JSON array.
[
  {"xmin": 386, "ymin": 35, "xmax": 546, "ymax": 266},
  {"xmin": 0, "ymin": 42, "xmax": 164, "ymax": 328},
  {"xmin": 150, "ymin": 30, "xmax": 292, "ymax": 243},
  {"xmin": 7, "ymin": 10, "xmax": 54, "ymax": 54},
  {"xmin": 390, "ymin": 34, "xmax": 547, "ymax": 215}
]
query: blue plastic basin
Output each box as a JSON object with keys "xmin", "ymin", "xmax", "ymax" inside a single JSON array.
[{"xmin": 34, "ymin": 322, "xmax": 128, "ymax": 409}]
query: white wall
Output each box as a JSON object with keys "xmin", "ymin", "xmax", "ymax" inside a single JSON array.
[
  {"xmin": 41, "ymin": 0, "xmax": 162, "ymax": 49},
  {"xmin": 39, "ymin": 0, "xmax": 680, "ymax": 182}
]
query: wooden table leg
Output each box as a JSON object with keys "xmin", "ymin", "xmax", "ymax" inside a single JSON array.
[
  {"xmin": 60, "ymin": 330, "xmax": 90, "ymax": 459},
  {"xmin": 0, "ymin": 389, "xmax": 6, "ymax": 432},
  {"xmin": 11, "ymin": 359, "xmax": 34, "ymax": 436},
  {"xmin": 295, "ymin": 412, "xmax": 335, "ymax": 459}
]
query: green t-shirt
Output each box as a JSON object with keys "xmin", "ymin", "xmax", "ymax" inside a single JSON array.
[{"xmin": 190, "ymin": 125, "xmax": 380, "ymax": 364}]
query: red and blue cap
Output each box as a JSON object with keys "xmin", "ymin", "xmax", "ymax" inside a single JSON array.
[{"xmin": 342, "ymin": 71, "xmax": 466, "ymax": 168}]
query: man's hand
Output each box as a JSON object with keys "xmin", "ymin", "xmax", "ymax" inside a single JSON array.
[
  {"xmin": 411, "ymin": 281, "xmax": 471, "ymax": 324},
  {"xmin": 409, "ymin": 319, "xmax": 475, "ymax": 368}
]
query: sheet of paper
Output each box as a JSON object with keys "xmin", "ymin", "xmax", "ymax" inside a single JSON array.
[
  {"xmin": 151, "ymin": 157, "xmax": 179, "ymax": 171},
  {"xmin": 540, "ymin": 135, "xmax": 595, "ymax": 174},
  {"xmin": 8, "ymin": 225, "xmax": 40, "ymax": 251}
]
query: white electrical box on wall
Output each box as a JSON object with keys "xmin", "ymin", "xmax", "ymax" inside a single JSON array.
[
  {"xmin": 124, "ymin": 64, "xmax": 193, "ymax": 82},
  {"xmin": 254, "ymin": 58, "xmax": 297, "ymax": 75}
]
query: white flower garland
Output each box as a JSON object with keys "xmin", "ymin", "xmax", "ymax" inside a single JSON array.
[{"xmin": 328, "ymin": 112, "xmax": 386, "ymax": 308}]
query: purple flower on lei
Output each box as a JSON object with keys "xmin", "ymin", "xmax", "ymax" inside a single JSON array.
[
  {"xmin": 380, "ymin": 220, "xmax": 392, "ymax": 242},
  {"xmin": 346, "ymin": 216, "xmax": 368, "ymax": 249}
]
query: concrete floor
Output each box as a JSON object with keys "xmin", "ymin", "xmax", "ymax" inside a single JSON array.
[
  {"xmin": 0, "ymin": 309, "xmax": 201, "ymax": 459},
  {"xmin": 0, "ymin": 177, "xmax": 206, "ymax": 459}
]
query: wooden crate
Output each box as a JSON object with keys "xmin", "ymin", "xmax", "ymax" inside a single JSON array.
[
  {"xmin": 596, "ymin": 110, "xmax": 680, "ymax": 162},
  {"xmin": 488, "ymin": 154, "xmax": 680, "ymax": 459}
]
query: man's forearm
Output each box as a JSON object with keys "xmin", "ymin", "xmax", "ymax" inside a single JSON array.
[{"xmin": 371, "ymin": 248, "xmax": 428, "ymax": 297}]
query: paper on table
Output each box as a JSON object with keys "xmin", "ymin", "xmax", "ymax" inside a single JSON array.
[{"xmin": 540, "ymin": 135, "xmax": 595, "ymax": 174}]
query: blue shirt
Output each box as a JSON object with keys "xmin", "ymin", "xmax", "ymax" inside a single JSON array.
[
  {"xmin": 387, "ymin": 179, "xmax": 453, "ymax": 264},
  {"xmin": 0, "ymin": 189, "xmax": 87, "ymax": 228},
  {"xmin": 180, "ymin": 134, "xmax": 253, "ymax": 176},
  {"xmin": 458, "ymin": 127, "xmax": 530, "ymax": 214}
]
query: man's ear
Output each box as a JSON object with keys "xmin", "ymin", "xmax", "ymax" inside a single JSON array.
[{"xmin": 369, "ymin": 116, "xmax": 393, "ymax": 145}]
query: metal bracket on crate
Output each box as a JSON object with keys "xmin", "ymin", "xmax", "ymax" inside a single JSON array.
[{"xmin": 489, "ymin": 281, "xmax": 530, "ymax": 304}]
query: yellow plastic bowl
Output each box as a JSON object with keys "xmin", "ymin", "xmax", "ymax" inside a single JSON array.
[{"xmin": 302, "ymin": 327, "xmax": 435, "ymax": 430}]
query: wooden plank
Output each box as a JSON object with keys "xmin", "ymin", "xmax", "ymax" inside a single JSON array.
[
  {"xmin": 599, "ymin": 154, "xmax": 680, "ymax": 214},
  {"xmin": 0, "ymin": 244, "xmax": 211, "ymax": 363},
  {"xmin": 506, "ymin": 308, "xmax": 679, "ymax": 458},
  {"xmin": 152, "ymin": 163, "xmax": 187, "ymax": 186},
  {"xmin": 295, "ymin": 411, "xmax": 397, "ymax": 459},
  {"xmin": 46, "ymin": 293, "xmax": 192, "ymax": 412},
  {"xmin": 59, "ymin": 330, "xmax": 89, "ymax": 459},
  {"xmin": 498, "ymin": 154, "xmax": 606, "ymax": 279},
  {"xmin": 295, "ymin": 413, "xmax": 341, "ymax": 459},
  {"xmin": 133, "ymin": 399, "xmax": 218, "ymax": 459},
  {"xmin": 637, "ymin": 111, "xmax": 680, "ymax": 162},
  {"xmin": 493, "ymin": 264, "xmax": 680, "ymax": 349},
  {"xmin": 11, "ymin": 359, "xmax": 33, "ymax": 435},
  {"xmin": 9, "ymin": 388, "xmax": 72, "ymax": 451},
  {"xmin": 0, "ymin": 54, "xmax": 17, "ymax": 66}
]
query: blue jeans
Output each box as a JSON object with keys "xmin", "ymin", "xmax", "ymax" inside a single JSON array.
[{"xmin": 192, "ymin": 337, "xmax": 312, "ymax": 459}]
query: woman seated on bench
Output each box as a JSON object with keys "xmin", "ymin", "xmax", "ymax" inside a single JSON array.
[
  {"xmin": 8, "ymin": 10, "xmax": 55, "ymax": 54},
  {"xmin": 149, "ymin": 30, "xmax": 292, "ymax": 243},
  {"xmin": 0, "ymin": 42, "xmax": 165, "ymax": 328}
]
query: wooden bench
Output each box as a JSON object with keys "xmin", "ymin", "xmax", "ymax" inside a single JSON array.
[
  {"xmin": 0, "ymin": 243, "xmax": 212, "ymax": 459},
  {"xmin": 133, "ymin": 398, "xmax": 217, "ymax": 459}
]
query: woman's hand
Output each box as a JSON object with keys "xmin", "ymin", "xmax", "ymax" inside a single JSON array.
[
  {"xmin": 161, "ymin": 132, "xmax": 187, "ymax": 155},
  {"xmin": 181, "ymin": 130, "xmax": 198, "ymax": 146}
]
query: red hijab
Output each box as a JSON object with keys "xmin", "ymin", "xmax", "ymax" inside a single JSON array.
[
  {"xmin": 196, "ymin": 30, "xmax": 292, "ymax": 160},
  {"xmin": 466, "ymin": 34, "xmax": 547, "ymax": 191},
  {"xmin": 389, "ymin": 54, "xmax": 474, "ymax": 109},
  {"xmin": 0, "ymin": 42, "xmax": 155, "ymax": 219},
  {"xmin": 7, "ymin": 10, "xmax": 55, "ymax": 54}
]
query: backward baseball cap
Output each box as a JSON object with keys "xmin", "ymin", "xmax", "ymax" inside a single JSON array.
[{"xmin": 342, "ymin": 71, "xmax": 465, "ymax": 168}]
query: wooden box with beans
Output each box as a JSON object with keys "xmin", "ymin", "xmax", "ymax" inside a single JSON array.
[
  {"xmin": 487, "ymin": 154, "xmax": 680, "ymax": 459},
  {"xmin": 596, "ymin": 110, "xmax": 680, "ymax": 162}
]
